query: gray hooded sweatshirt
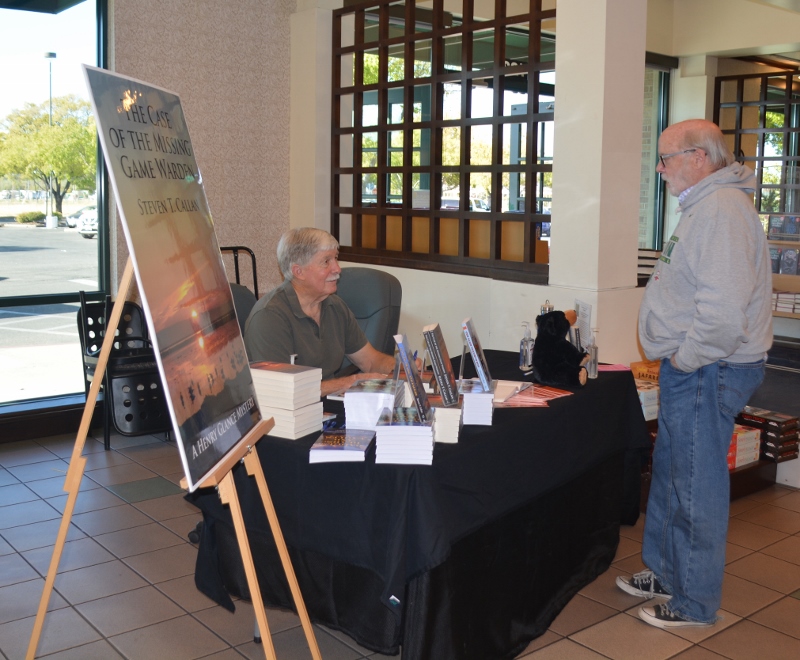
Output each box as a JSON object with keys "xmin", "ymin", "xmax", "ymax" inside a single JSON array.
[{"xmin": 638, "ymin": 162, "xmax": 773, "ymax": 372}]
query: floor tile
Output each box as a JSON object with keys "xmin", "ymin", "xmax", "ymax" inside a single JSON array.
[
  {"xmin": 749, "ymin": 595, "xmax": 800, "ymax": 639},
  {"xmin": 720, "ymin": 573, "xmax": 783, "ymax": 617},
  {"xmin": 37, "ymin": 434, "xmax": 107, "ymax": 459},
  {"xmin": 570, "ymin": 611, "xmax": 691, "ymax": 660},
  {"xmin": 0, "ymin": 499, "xmax": 60, "ymax": 530},
  {"xmin": 115, "ymin": 440, "xmax": 177, "ymax": 460},
  {"xmin": 84, "ymin": 462, "xmax": 158, "ymax": 487},
  {"xmin": 159, "ymin": 511, "xmax": 203, "ymax": 540},
  {"xmin": 759, "ymin": 533, "xmax": 800, "ymax": 566},
  {"xmin": 94, "ymin": 521, "xmax": 185, "ymax": 558},
  {"xmin": 667, "ymin": 647, "xmax": 730, "ymax": 659},
  {"xmin": 261, "ymin": 624, "xmax": 361, "ymax": 660},
  {"xmin": 106, "ymin": 476, "xmax": 184, "ymax": 503},
  {"xmin": 725, "ymin": 552, "xmax": 800, "ymax": 594},
  {"xmin": 32, "ymin": 639, "xmax": 125, "ymax": 659},
  {"xmin": 46, "ymin": 486, "xmax": 126, "ymax": 515},
  {"xmin": 523, "ymin": 638, "xmax": 609, "ymax": 659},
  {"xmin": 513, "ymin": 630, "xmax": 563, "ymax": 656},
  {"xmin": 724, "ymin": 541, "xmax": 753, "ymax": 565},
  {"xmin": 0, "ymin": 443, "xmax": 59, "ymax": 468},
  {"xmin": 0, "ymin": 535, "xmax": 14, "ymax": 556},
  {"xmin": 193, "ymin": 600, "xmax": 256, "ymax": 646},
  {"xmin": 0, "ymin": 467, "xmax": 18, "ymax": 487},
  {"xmin": 53, "ymin": 559, "xmax": 148, "ymax": 605},
  {"xmin": 0, "ymin": 607, "xmax": 101, "ymax": 659},
  {"xmin": 619, "ymin": 517, "xmax": 645, "ymax": 543},
  {"xmin": 700, "ymin": 619, "xmax": 800, "ymax": 660},
  {"xmin": 726, "ymin": 517, "xmax": 788, "ymax": 550},
  {"xmin": 76, "ymin": 585, "xmax": 184, "ymax": 637},
  {"xmin": 24, "ymin": 473, "xmax": 99, "ymax": 499},
  {"xmin": 22, "ymin": 536, "xmax": 115, "ymax": 575},
  {"xmin": 137, "ymin": 453, "xmax": 184, "ymax": 475},
  {"xmin": 734, "ymin": 503, "xmax": 800, "ymax": 534},
  {"xmin": 71, "ymin": 502, "xmax": 152, "ymax": 536},
  {"xmin": 578, "ymin": 566, "xmax": 649, "ymax": 611},
  {"xmin": 154, "ymin": 574, "xmax": 218, "ymax": 612},
  {"xmin": 109, "ymin": 614, "xmax": 229, "ymax": 660},
  {"xmin": 547, "ymin": 594, "xmax": 617, "ymax": 637},
  {"xmin": 744, "ymin": 485, "xmax": 794, "ymax": 503},
  {"xmin": 132, "ymin": 492, "xmax": 198, "ymax": 520},
  {"xmin": 0, "ymin": 552, "xmax": 41, "ymax": 588},
  {"xmin": 122, "ymin": 543, "xmax": 197, "ymax": 583},
  {"xmin": 81, "ymin": 449, "xmax": 134, "ymax": 470},
  {"xmin": 770, "ymin": 489, "xmax": 800, "ymax": 513},
  {"xmin": 0, "ymin": 483, "xmax": 38, "ymax": 507},
  {"xmin": 0, "ymin": 519, "xmax": 85, "ymax": 552},
  {"xmin": 612, "ymin": 535, "xmax": 641, "ymax": 563},
  {"xmin": 0, "ymin": 577, "xmax": 69, "ymax": 625},
  {"xmin": 728, "ymin": 497, "xmax": 763, "ymax": 517},
  {"xmin": 6, "ymin": 458, "xmax": 69, "ymax": 483}
]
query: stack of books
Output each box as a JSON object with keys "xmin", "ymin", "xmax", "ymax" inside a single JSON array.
[
  {"xmin": 344, "ymin": 379, "xmax": 404, "ymax": 430},
  {"xmin": 727, "ymin": 424, "xmax": 762, "ymax": 470},
  {"xmin": 250, "ymin": 362, "xmax": 323, "ymax": 439},
  {"xmin": 635, "ymin": 378, "xmax": 660, "ymax": 421},
  {"xmin": 375, "ymin": 407, "xmax": 435, "ymax": 465},
  {"xmin": 309, "ymin": 428, "xmax": 376, "ymax": 463},
  {"xmin": 772, "ymin": 291, "xmax": 800, "ymax": 314},
  {"xmin": 737, "ymin": 406, "xmax": 799, "ymax": 464},
  {"xmin": 430, "ymin": 403, "xmax": 463, "ymax": 444},
  {"xmin": 459, "ymin": 379, "xmax": 493, "ymax": 425}
]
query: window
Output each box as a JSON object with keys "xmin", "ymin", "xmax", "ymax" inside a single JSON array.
[
  {"xmin": 715, "ymin": 70, "xmax": 800, "ymax": 224},
  {"xmin": 0, "ymin": 0, "xmax": 108, "ymax": 405},
  {"xmin": 332, "ymin": 0, "xmax": 555, "ymax": 284}
]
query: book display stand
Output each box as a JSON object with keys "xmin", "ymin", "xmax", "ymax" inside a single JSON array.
[{"xmin": 26, "ymin": 259, "xmax": 321, "ymax": 660}]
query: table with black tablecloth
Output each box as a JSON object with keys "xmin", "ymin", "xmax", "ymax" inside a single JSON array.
[{"xmin": 189, "ymin": 350, "xmax": 650, "ymax": 659}]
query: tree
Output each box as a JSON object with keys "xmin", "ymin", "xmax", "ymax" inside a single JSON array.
[{"xmin": 0, "ymin": 95, "xmax": 96, "ymax": 214}]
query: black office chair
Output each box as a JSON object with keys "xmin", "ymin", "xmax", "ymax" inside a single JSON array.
[
  {"xmin": 335, "ymin": 267, "xmax": 402, "ymax": 374},
  {"xmin": 77, "ymin": 292, "xmax": 171, "ymax": 450}
]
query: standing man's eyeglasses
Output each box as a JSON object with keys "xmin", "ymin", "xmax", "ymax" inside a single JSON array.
[{"xmin": 659, "ymin": 149, "xmax": 697, "ymax": 167}]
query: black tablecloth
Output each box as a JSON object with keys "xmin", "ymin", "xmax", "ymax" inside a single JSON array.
[{"xmin": 189, "ymin": 350, "xmax": 649, "ymax": 658}]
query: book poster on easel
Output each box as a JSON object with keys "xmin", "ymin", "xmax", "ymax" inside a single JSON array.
[{"xmin": 83, "ymin": 66, "xmax": 261, "ymax": 491}]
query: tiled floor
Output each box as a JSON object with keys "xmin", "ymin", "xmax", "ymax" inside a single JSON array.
[{"xmin": 2, "ymin": 432, "xmax": 800, "ymax": 660}]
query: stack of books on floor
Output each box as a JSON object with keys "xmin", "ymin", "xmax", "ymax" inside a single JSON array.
[
  {"xmin": 737, "ymin": 405, "xmax": 799, "ymax": 464},
  {"xmin": 309, "ymin": 427, "xmax": 376, "ymax": 463},
  {"xmin": 250, "ymin": 361, "xmax": 323, "ymax": 439},
  {"xmin": 375, "ymin": 407, "xmax": 435, "ymax": 465},
  {"xmin": 727, "ymin": 424, "xmax": 762, "ymax": 470},
  {"xmin": 635, "ymin": 378, "xmax": 660, "ymax": 421},
  {"xmin": 459, "ymin": 379, "xmax": 493, "ymax": 425},
  {"xmin": 344, "ymin": 378, "xmax": 404, "ymax": 430}
]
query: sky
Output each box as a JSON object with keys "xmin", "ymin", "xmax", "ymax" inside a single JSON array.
[{"xmin": 0, "ymin": 1, "xmax": 96, "ymax": 121}]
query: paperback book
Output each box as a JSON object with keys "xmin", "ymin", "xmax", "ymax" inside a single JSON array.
[
  {"xmin": 375, "ymin": 407, "xmax": 435, "ymax": 465},
  {"xmin": 461, "ymin": 318, "xmax": 492, "ymax": 390},
  {"xmin": 422, "ymin": 323, "xmax": 459, "ymax": 407},
  {"xmin": 344, "ymin": 378, "xmax": 404, "ymax": 430},
  {"xmin": 394, "ymin": 333, "xmax": 431, "ymax": 421},
  {"xmin": 309, "ymin": 428, "xmax": 376, "ymax": 463}
]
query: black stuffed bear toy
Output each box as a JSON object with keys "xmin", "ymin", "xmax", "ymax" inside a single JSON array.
[{"xmin": 532, "ymin": 310, "xmax": 589, "ymax": 387}]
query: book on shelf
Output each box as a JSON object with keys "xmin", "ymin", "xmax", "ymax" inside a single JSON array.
[
  {"xmin": 770, "ymin": 247, "xmax": 783, "ymax": 274},
  {"xmin": 394, "ymin": 333, "xmax": 432, "ymax": 422},
  {"xmin": 737, "ymin": 406, "xmax": 798, "ymax": 433},
  {"xmin": 784, "ymin": 215, "xmax": 800, "ymax": 241},
  {"xmin": 779, "ymin": 248, "xmax": 798, "ymax": 275},
  {"xmin": 309, "ymin": 428, "xmax": 376, "ymax": 463},
  {"xmin": 422, "ymin": 323, "xmax": 459, "ymax": 407},
  {"xmin": 768, "ymin": 214, "xmax": 786, "ymax": 240},
  {"xmin": 461, "ymin": 317, "xmax": 492, "ymax": 390}
]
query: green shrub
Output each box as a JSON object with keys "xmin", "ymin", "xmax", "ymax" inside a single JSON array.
[{"xmin": 16, "ymin": 211, "xmax": 46, "ymax": 224}]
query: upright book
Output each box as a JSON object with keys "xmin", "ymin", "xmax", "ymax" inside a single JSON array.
[
  {"xmin": 422, "ymin": 323, "xmax": 459, "ymax": 407},
  {"xmin": 461, "ymin": 318, "xmax": 492, "ymax": 390},
  {"xmin": 394, "ymin": 333, "xmax": 431, "ymax": 422}
]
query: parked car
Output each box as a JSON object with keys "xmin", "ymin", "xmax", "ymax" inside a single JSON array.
[
  {"xmin": 66, "ymin": 205, "xmax": 96, "ymax": 228},
  {"xmin": 78, "ymin": 208, "xmax": 98, "ymax": 239}
]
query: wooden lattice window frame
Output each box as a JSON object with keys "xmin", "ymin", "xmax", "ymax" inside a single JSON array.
[{"xmin": 332, "ymin": 0, "xmax": 556, "ymax": 284}]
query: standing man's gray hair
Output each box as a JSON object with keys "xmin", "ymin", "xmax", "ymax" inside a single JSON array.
[
  {"xmin": 679, "ymin": 119, "xmax": 735, "ymax": 170},
  {"xmin": 276, "ymin": 228, "xmax": 339, "ymax": 280}
]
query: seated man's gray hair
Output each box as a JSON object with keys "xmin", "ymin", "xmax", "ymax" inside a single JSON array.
[{"xmin": 277, "ymin": 228, "xmax": 339, "ymax": 280}]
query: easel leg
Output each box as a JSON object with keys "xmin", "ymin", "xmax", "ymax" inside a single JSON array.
[
  {"xmin": 243, "ymin": 451, "xmax": 322, "ymax": 660},
  {"xmin": 217, "ymin": 471, "xmax": 277, "ymax": 660},
  {"xmin": 26, "ymin": 260, "xmax": 136, "ymax": 660}
]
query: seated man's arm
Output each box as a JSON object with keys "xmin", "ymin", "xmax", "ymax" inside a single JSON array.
[{"xmin": 318, "ymin": 342, "xmax": 395, "ymax": 397}]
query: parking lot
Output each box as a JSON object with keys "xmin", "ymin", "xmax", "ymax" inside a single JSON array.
[{"xmin": 1, "ymin": 221, "xmax": 98, "ymax": 402}]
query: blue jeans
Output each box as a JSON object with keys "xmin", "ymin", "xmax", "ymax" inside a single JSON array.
[{"xmin": 642, "ymin": 358, "xmax": 765, "ymax": 623}]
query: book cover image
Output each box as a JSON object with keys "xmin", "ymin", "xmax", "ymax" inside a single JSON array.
[
  {"xmin": 770, "ymin": 247, "xmax": 783, "ymax": 274},
  {"xmin": 768, "ymin": 215, "xmax": 785, "ymax": 239},
  {"xmin": 780, "ymin": 248, "xmax": 798, "ymax": 275},
  {"xmin": 346, "ymin": 378, "xmax": 399, "ymax": 394},
  {"xmin": 83, "ymin": 66, "xmax": 261, "ymax": 492},
  {"xmin": 394, "ymin": 333, "xmax": 431, "ymax": 421},
  {"xmin": 422, "ymin": 323, "xmax": 459, "ymax": 407},
  {"xmin": 461, "ymin": 318, "xmax": 492, "ymax": 390}
]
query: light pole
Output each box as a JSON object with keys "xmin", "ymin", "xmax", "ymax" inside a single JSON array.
[{"xmin": 44, "ymin": 52, "xmax": 57, "ymax": 227}]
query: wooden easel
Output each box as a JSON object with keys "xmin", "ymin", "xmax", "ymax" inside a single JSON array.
[{"xmin": 26, "ymin": 258, "xmax": 320, "ymax": 660}]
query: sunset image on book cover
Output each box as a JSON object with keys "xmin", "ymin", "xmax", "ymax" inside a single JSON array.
[{"xmin": 84, "ymin": 66, "xmax": 261, "ymax": 491}]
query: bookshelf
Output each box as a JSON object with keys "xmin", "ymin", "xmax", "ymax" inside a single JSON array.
[{"xmin": 769, "ymin": 240, "xmax": 800, "ymax": 320}]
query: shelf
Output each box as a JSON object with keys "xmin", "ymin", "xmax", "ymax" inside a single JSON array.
[
  {"xmin": 773, "ymin": 311, "xmax": 800, "ymax": 320},
  {"xmin": 772, "ymin": 273, "xmax": 800, "ymax": 293},
  {"xmin": 767, "ymin": 239, "xmax": 800, "ymax": 247}
]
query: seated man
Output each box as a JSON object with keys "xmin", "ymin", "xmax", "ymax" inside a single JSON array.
[{"xmin": 244, "ymin": 227, "xmax": 397, "ymax": 397}]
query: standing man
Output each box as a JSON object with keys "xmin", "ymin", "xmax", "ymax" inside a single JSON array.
[{"xmin": 617, "ymin": 119, "xmax": 773, "ymax": 628}]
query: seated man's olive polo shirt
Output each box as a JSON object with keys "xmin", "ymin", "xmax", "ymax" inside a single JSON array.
[{"xmin": 243, "ymin": 280, "xmax": 367, "ymax": 380}]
